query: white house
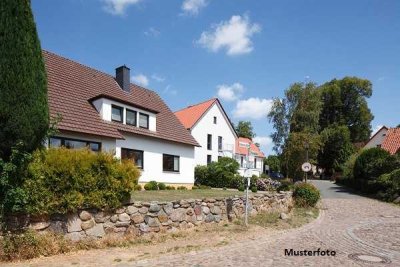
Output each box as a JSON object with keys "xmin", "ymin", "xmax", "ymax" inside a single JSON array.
[
  {"xmin": 44, "ymin": 50, "xmax": 199, "ymax": 187},
  {"xmin": 235, "ymin": 137, "xmax": 265, "ymax": 177},
  {"xmin": 364, "ymin": 126, "xmax": 389, "ymax": 149},
  {"xmin": 175, "ymin": 98, "xmax": 237, "ymax": 166}
]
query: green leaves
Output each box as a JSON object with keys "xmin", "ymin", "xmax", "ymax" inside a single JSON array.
[{"xmin": 235, "ymin": 121, "xmax": 255, "ymax": 140}]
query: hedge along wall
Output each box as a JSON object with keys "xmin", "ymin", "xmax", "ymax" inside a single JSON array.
[{"xmin": 2, "ymin": 192, "xmax": 293, "ymax": 241}]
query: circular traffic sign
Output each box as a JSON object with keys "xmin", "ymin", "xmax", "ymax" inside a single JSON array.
[{"xmin": 302, "ymin": 162, "xmax": 312, "ymax": 172}]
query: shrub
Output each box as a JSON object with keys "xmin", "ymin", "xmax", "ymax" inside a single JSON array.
[
  {"xmin": 21, "ymin": 148, "xmax": 139, "ymax": 215},
  {"xmin": 293, "ymin": 183, "xmax": 320, "ymax": 207},
  {"xmin": 177, "ymin": 186, "xmax": 187, "ymax": 190},
  {"xmin": 165, "ymin": 185, "xmax": 176, "ymax": 190},
  {"xmin": 191, "ymin": 185, "xmax": 199, "ymax": 190},
  {"xmin": 277, "ymin": 179, "xmax": 293, "ymax": 192},
  {"xmin": 376, "ymin": 169, "xmax": 400, "ymax": 201},
  {"xmin": 238, "ymin": 185, "xmax": 245, "ymax": 192},
  {"xmin": 223, "ymin": 187, "xmax": 227, "ymax": 191},
  {"xmin": 251, "ymin": 186, "xmax": 258, "ymax": 193},
  {"xmin": 134, "ymin": 184, "xmax": 142, "ymax": 191},
  {"xmin": 158, "ymin": 183, "xmax": 166, "ymax": 190},
  {"xmin": 354, "ymin": 148, "xmax": 398, "ymax": 182},
  {"xmin": 144, "ymin": 181, "xmax": 158, "ymax": 191},
  {"xmin": 194, "ymin": 157, "xmax": 240, "ymax": 188}
]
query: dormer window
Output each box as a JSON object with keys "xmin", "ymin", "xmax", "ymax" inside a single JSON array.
[
  {"xmin": 126, "ymin": 109, "xmax": 137, "ymax": 126},
  {"xmin": 139, "ymin": 113, "xmax": 149, "ymax": 129},
  {"xmin": 111, "ymin": 105, "xmax": 123, "ymax": 122}
]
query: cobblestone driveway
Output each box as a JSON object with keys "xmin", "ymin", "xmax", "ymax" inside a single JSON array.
[{"xmin": 6, "ymin": 180, "xmax": 400, "ymax": 267}]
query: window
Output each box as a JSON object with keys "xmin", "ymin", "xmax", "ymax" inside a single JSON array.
[
  {"xmin": 139, "ymin": 113, "xmax": 149, "ymax": 129},
  {"xmin": 240, "ymin": 156, "xmax": 244, "ymax": 168},
  {"xmin": 213, "ymin": 116, "xmax": 217, "ymax": 124},
  {"xmin": 207, "ymin": 155, "xmax": 212, "ymax": 165},
  {"xmin": 111, "ymin": 105, "xmax": 123, "ymax": 122},
  {"xmin": 254, "ymin": 158, "xmax": 257, "ymax": 169},
  {"xmin": 207, "ymin": 134, "xmax": 212, "ymax": 150},
  {"xmin": 218, "ymin": 136, "xmax": 222, "ymax": 150},
  {"xmin": 126, "ymin": 109, "xmax": 137, "ymax": 126},
  {"xmin": 49, "ymin": 137, "xmax": 101, "ymax": 152},
  {"xmin": 163, "ymin": 154, "xmax": 179, "ymax": 172},
  {"xmin": 121, "ymin": 148, "xmax": 143, "ymax": 169}
]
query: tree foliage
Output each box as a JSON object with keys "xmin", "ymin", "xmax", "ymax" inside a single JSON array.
[
  {"xmin": 0, "ymin": 0, "xmax": 49, "ymax": 160},
  {"xmin": 235, "ymin": 121, "xmax": 255, "ymax": 140},
  {"xmin": 318, "ymin": 126, "xmax": 354, "ymax": 175},
  {"xmin": 264, "ymin": 155, "xmax": 281, "ymax": 172}
]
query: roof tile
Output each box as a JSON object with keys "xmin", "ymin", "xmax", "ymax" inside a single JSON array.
[{"xmin": 381, "ymin": 128, "xmax": 400, "ymax": 155}]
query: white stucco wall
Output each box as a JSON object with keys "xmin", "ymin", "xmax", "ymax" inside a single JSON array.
[
  {"xmin": 190, "ymin": 103, "xmax": 237, "ymax": 166},
  {"xmin": 237, "ymin": 155, "xmax": 264, "ymax": 177},
  {"xmin": 92, "ymin": 98, "xmax": 156, "ymax": 131},
  {"xmin": 364, "ymin": 127, "xmax": 388, "ymax": 149},
  {"xmin": 116, "ymin": 134, "xmax": 195, "ymax": 184}
]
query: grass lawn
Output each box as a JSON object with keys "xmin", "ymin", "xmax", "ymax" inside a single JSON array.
[{"xmin": 130, "ymin": 189, "xmax": 249, "ymax": 202}]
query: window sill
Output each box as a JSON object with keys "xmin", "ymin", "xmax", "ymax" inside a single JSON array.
[{"xmin": 163, "ymin": 171, "xmax": 180, "ymax": 174}]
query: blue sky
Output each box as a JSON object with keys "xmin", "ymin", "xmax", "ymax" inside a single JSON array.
[{"xmin": 31, "ymin": 0, "xmax": 400, "ymax": 155}]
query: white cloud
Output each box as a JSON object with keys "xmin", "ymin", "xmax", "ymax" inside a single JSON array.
[
  {"xmin": 182, "ymin": 0, "xmax": 208, "ymax": 15},
  {"xmin": 253, "ymin": 136, "xmax": 273, "ymax": 152},
  {"xmin": 131, "ymin": 74, "xmax": 149, "ymax": 87},
  {"xmin": 233, "ymin": 97, "xmax": 273, "ymax": 119},
  {"xmin": 102, "ymin": 0, "xmax": 141, "ymax": 15},
  {"xmin": 151, "ymin": 74, "xmax": 165, "ymax": 82},
  {"xmin": 197, "ymin": 15, "xmax": 261, "ymax": 56},
  {"xmin": 216, "ymin": 83, "xmax": 244, "ymax": 102},
  {"xmin": 144, "ymin": 27, "xmax": 160, "ymax": 37}
]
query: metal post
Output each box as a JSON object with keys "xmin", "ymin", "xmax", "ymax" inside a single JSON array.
[
  {"xmin": 244, "ymin": 144, "xmax": 251, "ymax": 227},
  {"xmin": 305, "ymin": 142, "xmax": 309, "ymax": 183}
]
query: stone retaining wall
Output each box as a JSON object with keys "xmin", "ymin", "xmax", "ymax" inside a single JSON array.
[{"xmin": 3, "ymin": 192, "xmax": 293, "ymax": 241}]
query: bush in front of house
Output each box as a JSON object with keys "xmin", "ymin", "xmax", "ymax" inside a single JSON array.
[
  {"xmin": 134, "ymin": 184, "xmax": 142, "ymax": 191},
  {"xmin": 251, "ymin": 186, "xmax": 258, "ymax": 193},
  {"xmin": 194, "ymin": 157, "xmax": 240, "ymax": 189},
  {"xmin": 238, "ymin": 185, "xmax": 245, "ymax": 192},
  {"xmin": 158, "ymin": 183, "xmax": 166, "ymax": 190},
  {"xmin": 18, "ymin": 148, "xmax": 140, "ymax": 215},
  {"xmin": 376, "ymin": 169, "xmax": 400, "ymax": 202},
  {"xmin": 144, "ymin": 181, "xmax": 159, "ymax": 191},
  {"xmin": 293, "ymin": 182, "xmax": 320, "ymax": 207}
]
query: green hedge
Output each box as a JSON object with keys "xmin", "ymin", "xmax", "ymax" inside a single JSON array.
[
  {"xmin": 376, "ymin": 169, "xmax": 400, "ymax": 201},
  {"xmin": 354, "ymin": 148, "xmax": 398, "ymax": 181},
  {"xmin": 194, "ymin": 157, "xmax": 241, "ymax": 188},
  {"xmin": 20, "ymin": 148, "xmax": 140, "ymax": 215},
  {"xmin": 144, "ymin": 181, "xmax": 158, "ymax": 191},
  {"xmin": 293, "ymin": 183, "xmax": 320, "ymax": 207}
]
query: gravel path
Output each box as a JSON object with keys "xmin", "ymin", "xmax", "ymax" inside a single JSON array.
[{"xmin": 5, "ymin": 180, "xmax": 400, "ymax": 267}]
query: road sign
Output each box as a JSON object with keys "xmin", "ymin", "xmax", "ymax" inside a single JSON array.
[{"xmin": 302, "ymin": 162, "xmax": 312, "ymax": 172}]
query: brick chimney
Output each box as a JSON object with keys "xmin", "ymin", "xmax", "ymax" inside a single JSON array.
[{"xmin": 116, "ymin": 65, "xmax": 130, "ymax": 92}]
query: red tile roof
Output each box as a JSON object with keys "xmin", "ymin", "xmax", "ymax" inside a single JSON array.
[
  {"xmin": 44, "ymin": 50, "xmax": 199, "ymax": 146},
  {"xmin": 236, "ymin": 137, "xmax": 265, "ymax": 158},
  {"xmin": 381, "ymin": 128, "xmax": 400, "ymax": 155},
  {"xmin": 174, "ymin": 98, "xmax": 217, "ymax": 129}
]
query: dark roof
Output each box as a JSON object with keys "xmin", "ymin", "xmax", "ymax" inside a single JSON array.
[{"xmin": 44, "ymin": 50, "xmax": 199, "ymax": 147}]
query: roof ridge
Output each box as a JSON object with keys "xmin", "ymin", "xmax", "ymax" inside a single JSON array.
[{"xmin": 175, "ymin": 97, "xmax": 217, "ymax": 113}]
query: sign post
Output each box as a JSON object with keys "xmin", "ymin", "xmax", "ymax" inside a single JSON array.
[
  {"xmin": 244, "ymin": 176, "xmax": 250, "ymax": 226},
  {"xmin": 302, "ymin": 162, "xmax": 312, "ymax": 183}
]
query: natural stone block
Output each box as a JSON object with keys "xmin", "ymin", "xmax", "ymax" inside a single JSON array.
[
  {"xmin": 180, "ymin": 221, "xmax": 188, "ymax": 229},
  {"xmin": 79, "ymin": 211, "xmax": 92, "ymax": 221},
  {"xmin": 48, "ymin": 221, "xmax": 67, "ymax": 234},
  {"xmin": 139, "ymin": 207, "xmax": 149, "ymax": 214},
  {"xmin": 139, "ymin": 223, "xmax": 150, "ymax": 233},
  {"xmin": 145, "ymin": 216, "xmax": 160, "ymax": 227},
  {"xmin": 210, "ymin": 206, "xmax": 221, "ymax": 215},
  {"xmin": 131, "ymin": 214, "xmax": 144, "ymax": 224},
  {"xmin": 186, "ymin": 208, "xmax": 194, "ymax": 216},
  {"xmin": 170, "ymin": 208, "xmax": 186, "ymax": 222},
  {"xmin": 194, "ymin": 205, "xmax": 202, "ymax": 215},
  {"xmin": 118, "ymin": 213, "xmax": 130, "ymax": 222},
  {"xmin": 202, "ymin": 206, "xmax": 210, "ymax": 215},
  {"xmin": 163, "ymin": 203, "xmax": 174, "ymax": 215},
  {"xmin": 86, "ymin": 223, "xmax": 105, "ymax": 238},
  {"xmin": 149, "ymin": 203, "xmax": 161, "ymax": 212},
  {"xmin": 127, "ymin": 206, "xmax": 139, "ymax": 215},
  {"xmin": 205, "ymin": 214, "xmax": 215, "ymax": 223},
  {"xmin": 67, "ymin": 214, "xmax": 82, "ymax": 233},
  {"xmin": 110, "ymin": 215, "xmax": 118, "ymax": 223},
  {"xmin": 81, "ymin": 218, "xmax": 95, "ymax": 231},
  {"xmin": 158, "ymin": 214, "xmax": 169, "ymax": 223},
  {"xmin": 115, "ymin": 221, "xmax": 130, "ymax": 227},
  {"xmin": 29, "ymin": 221, "xmax": 50, "ymax": 231},
  {"xmin": 115, "ymin": 208, "xmax": 125, "ymax": 214},
  {"xmin": 65, "ymin": 231, "xmax": 85, "ymax": 242},
  {"xmin": 94, "ymin": 212, "xmax": 111, "ymax": 223}
]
